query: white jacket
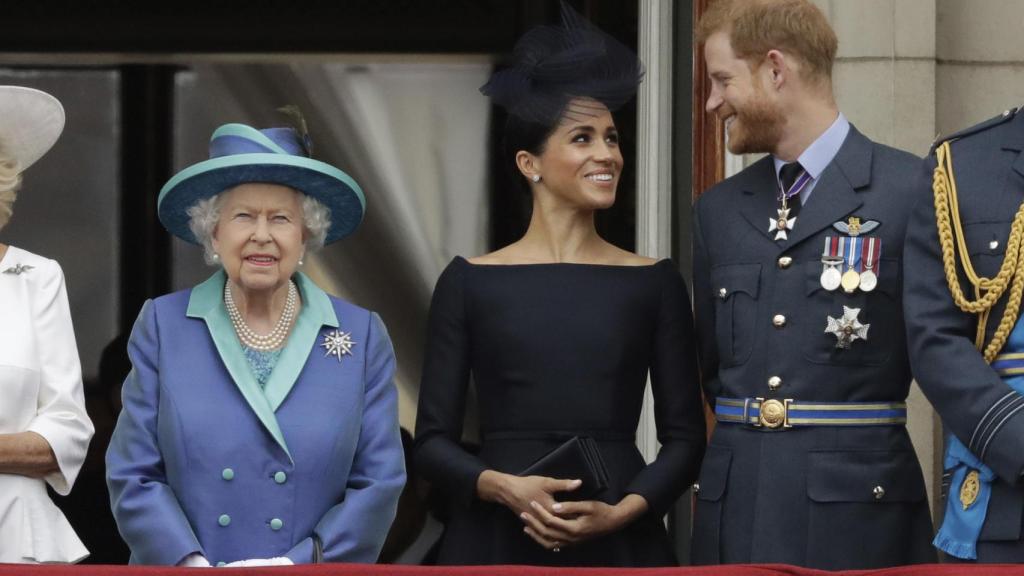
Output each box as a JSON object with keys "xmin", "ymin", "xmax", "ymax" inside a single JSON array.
[{"xmin": 0, "ymin": 246, "xmax": 93, "ymax": 563}]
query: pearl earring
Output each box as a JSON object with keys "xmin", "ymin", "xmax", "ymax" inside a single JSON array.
[
  {"xmin": 531, "ymin": 174, "xmax": 541, "ymax": 183},
  {"xmin": 212, "ymin": 253, "xmax": 220, "ymax": 261},
  {"xmin": 298, "ymin": 258, "xmax": 305, "ymax": 266}
]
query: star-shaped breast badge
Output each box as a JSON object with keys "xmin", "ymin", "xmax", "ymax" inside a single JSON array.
[
  {"xmin": 321, "ymin": 329, "xmax": 357, "ymax": 363},
  {"xmin": 825, "ymin": 306, "xmax": 870, "ymax": 349},
  {"xmin": 769, "ymin": 207, "xmax": 797, "ymax": 241},
  {"xmin": 2, "ymin": 263, "xmax": 34, "ymax": 275}
]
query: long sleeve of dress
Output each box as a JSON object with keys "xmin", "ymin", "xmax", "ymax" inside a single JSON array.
[
  {"xmin": 623, "ymin": 263, "xmax": 706, "ymax": 517},
  {"xmin": 24, "ymin": 257, "xmax": 94, "ymax": 495},
  {"xmin": 414, "ymin": 260, "xmax": 489, "ymax": 507},
  {"xmin": 105, "ymin": 300, "xmax": 204, "ymax": 565}
]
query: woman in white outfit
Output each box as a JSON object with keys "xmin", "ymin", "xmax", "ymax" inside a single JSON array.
[{"xmin": 0, "ymin": 85, "xmax": 94, "ymax": 563}]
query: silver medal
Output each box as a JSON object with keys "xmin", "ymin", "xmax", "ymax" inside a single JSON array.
[
  {"xmin": 821, "ymin": 267, "xmax": 842, "ymax": 291},
  {"xmin": 820, "ymin": 257, "xmax": 844, "ymax": 291},
  {"xmin": 859, "ymin": 270, "xmax": 878, "ymax": 292}
]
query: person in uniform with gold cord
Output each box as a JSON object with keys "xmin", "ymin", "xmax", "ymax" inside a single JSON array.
[{"xmin": 905, "ymin": 105, "xmax": 1024, "ymax": 562}]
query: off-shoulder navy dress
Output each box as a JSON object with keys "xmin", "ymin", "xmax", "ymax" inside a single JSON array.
[{"xmin": 414, "ymin": 257, "xmax": 705, "ymax": 566}]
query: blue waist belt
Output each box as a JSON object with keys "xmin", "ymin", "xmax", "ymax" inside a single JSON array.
[{"xmin": 715, "ymin": 397, "xmax": 908, "ymax": 429}]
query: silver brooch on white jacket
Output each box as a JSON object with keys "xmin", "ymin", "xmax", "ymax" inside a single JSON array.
[
  {"xmin": 2, "ymin": 263, "xmax": 34, "ymax": 275},
  {"xmin": 322, "ymin": 329, "xmax": 357, "ymax": 362}
]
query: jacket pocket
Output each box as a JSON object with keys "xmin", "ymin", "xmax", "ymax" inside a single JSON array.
[
  {"xmin": 709, "ymin": 263, "xmax": 761, "ymax": 367},
  {"xmin": 802, "ymin": 258, "xmax": 900, "ymax": 367},
  {"xmin": 807, "ymin": 449, "xmax": 925, "ymax": 503},
  {"xmin": 963, "ymin": 220, "xmax": 1011, "ymax": 279},
  {"xmin": 805, "ymin": 449, "xmax": 933, "ymax": 568},
  {"xmin": 691, "ymin": 445, "xmax": 732, "ymax": 565}
]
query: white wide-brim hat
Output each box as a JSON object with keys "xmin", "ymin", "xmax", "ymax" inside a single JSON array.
[{"xmin": 0, "ymin": 86, "xmax": 65, "ymax": 171}]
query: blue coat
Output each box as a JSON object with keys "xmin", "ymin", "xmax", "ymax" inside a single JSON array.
[
  {"xmin": 106, "ymin": 271, "xmax": 405, "ymax": 565},
  {"xmin": 904, "ymin": 108, "xmax": 1024, "ymax": 562}
]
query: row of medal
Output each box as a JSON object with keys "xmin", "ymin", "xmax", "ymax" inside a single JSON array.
[{"xmin": 820, "ymin": 235, "xmax": 881, "ymax": 293}]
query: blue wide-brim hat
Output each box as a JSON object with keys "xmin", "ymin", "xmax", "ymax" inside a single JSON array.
[{"xmin": 158, "ymin": 123, "xmax": 365, "ymax": 245}]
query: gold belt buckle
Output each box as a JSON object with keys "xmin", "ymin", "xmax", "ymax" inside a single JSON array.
[{"xmin": 756, "ymin": 398, "xmax": 793, "ymax": 429}]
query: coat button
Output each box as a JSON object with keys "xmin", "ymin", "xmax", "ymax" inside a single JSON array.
[
  {"xmin": 873, "ymin": 485, "xmax": 885, "ymax": 500},
  {"xmin": 270, "ymin": 518, "xmax": 284, "ymax": 531},
  {"xmin": 221, "ymin": 468, "xmax": 234, "ymax": 481},
  {"xmin": 218, "ymin": 514, "xmax": 231, "ymax": 527},
  {"xmin": 718, "ymin": 287, "xmax": 727, "ymax": 299},
  {"xmin": 274, "ymin": 471, "xmax": 287, "ymax": 484},
  {"xmin": 777, "ymin": 256, "xmax": 793, "ymax": 269},
  {"xmin": 772, "ymin": 314, "xmax": 787, "ymax": 328},
  {"xmin": 768, "ymin": 376, "xmax": 782, "ymax": 390},
  {"xmin": 990, "ymin": 240, "xmax": 1000, "ymax": 250}
]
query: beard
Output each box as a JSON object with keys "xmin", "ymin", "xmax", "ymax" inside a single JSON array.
[{"xmin": 724, "ymin": 92, "xmax": 784, "ymax": 155}]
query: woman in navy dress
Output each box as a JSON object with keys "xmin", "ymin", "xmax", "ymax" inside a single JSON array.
[{"xmin": 414, "ymin": 4, "xmax": 705, "ymax": 567}]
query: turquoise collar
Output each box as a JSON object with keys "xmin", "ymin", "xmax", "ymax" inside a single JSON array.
[{"xmin": 186, "ymin": 270, "xmax": 338, "ymax": 460}]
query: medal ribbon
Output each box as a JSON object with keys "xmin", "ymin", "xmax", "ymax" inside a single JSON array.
[
  {"xmin": 847, "ymin": 236, "xmax": 863, "ymax": 273},
  {"xmin": 778, "ymin": 169, "xmax": 812, "ymax": 202},
  {"xmin": 861, "ymin": 237, "xmax": 882, "ymax": 275}
]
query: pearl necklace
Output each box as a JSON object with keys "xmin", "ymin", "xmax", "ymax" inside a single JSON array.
[{"xmin": 224, "ymin": 281, "xmax": 298, "ymax": 351}]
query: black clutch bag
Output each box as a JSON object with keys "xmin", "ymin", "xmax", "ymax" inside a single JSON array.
[{"xmin": 518, "ymin": 436, "xmax": 610, "ymax": 500}]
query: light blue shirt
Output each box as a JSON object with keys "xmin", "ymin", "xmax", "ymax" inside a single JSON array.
[{"xmin": 773, "ymin": 113, "xmax": 850, "ymax": 205}]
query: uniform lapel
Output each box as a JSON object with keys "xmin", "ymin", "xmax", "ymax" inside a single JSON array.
[
  {"xmin": 780, "ymin": 127, "xmax": 871, "ymax": 250},
  {"xmin": 737, "ymin": 158, "xmax": 786, "ymax": 242},
  {"xmin": 262, "ymin": 272, "xmax": 339, "ymax": 413},
  {"xmin": 186, "ymin": 270, "xmax": 291, "ymax": 461}
]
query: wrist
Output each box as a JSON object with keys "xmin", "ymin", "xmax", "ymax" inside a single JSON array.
[
  {"xmin": 476, "ymin": 469, "xmax": 512, "ymax": 505},
  {"xmin": 613, "ymin": 494, "xmax": 649, "ymax": 527}
]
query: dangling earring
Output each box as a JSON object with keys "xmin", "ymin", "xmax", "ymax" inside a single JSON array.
[
  {"xmin": 298, "ymin": 258, "xmax": 304, "ymax": 266},
  {"xmin": 531, "ymin": 174, "xmax": 541, "ymax": 183}
]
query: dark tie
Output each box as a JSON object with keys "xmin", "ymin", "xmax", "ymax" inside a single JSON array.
[{"xmin": 779, "ymin": 161, "xmax": 805, "ymax": 217}]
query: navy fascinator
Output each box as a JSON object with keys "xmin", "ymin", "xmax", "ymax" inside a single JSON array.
[{"xmin": 480, "ymin": 1, "xmax": 645, "ymax": 126}]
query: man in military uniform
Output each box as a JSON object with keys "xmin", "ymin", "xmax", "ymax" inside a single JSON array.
[
  {"xmin": 904, "ymin": 106, "xmax": 1024, "ymax": 562},
  {"xmin": 691, "ymin": 0, "xmax": 934, "ymax": 568}
]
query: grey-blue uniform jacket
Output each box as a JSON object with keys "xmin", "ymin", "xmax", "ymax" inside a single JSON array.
[
  {"xmin": 905, "ymin": 107, "xmax": 1024, "ymax": 562},
  {"xmin": 691, "ymin": 125, "xmax": 935, "ymax": 569}
]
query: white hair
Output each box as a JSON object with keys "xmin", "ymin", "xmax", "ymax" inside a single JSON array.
[
  {"xmin": 0, "ymin": 157, "xmax": 23, "ymax": 233},
  {"xmin": 186, "ymin": 189, "xmax": 332, "ymax": 266}
]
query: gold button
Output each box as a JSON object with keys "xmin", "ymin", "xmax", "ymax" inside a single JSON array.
[
  {"xmin": 718, "ymin": 287, "xmax": 727, "ymax": 299},
  {"xmin": 768, "ymin": 376, "xmax": 782, "ymax": 390},
  {"xmin": 873, "ymin": 485, "xmax": 885, "ymax": 500},
  {"xmin": 772, "ymin": 314, "xmax": 787, "ymax": 328},
  {"xmin": 777, "ymin": 256, "xmax": 793, "ymax": 269}
]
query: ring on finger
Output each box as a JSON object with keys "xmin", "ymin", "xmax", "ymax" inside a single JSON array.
[{"xmin": 552, "ymin": 543, "xmax": 561, "ymax": 553}]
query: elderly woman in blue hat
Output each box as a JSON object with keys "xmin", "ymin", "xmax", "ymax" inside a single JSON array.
[{"xmin": 106, "ymin": 121, "xmax": 405, "ymax": 567}]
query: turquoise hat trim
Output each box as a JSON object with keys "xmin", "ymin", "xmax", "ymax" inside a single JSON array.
[{"xmin": 157, "ymin": 123, "xmax": 366, "ymax": 245}]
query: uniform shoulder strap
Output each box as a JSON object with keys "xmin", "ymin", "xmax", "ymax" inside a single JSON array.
[{"xmin": 931, "ymin": 107, "xmax": 1021, "ymax": 154}]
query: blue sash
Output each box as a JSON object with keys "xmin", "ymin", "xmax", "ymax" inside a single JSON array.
[{"xmin": 934, "ymin": 318, "xmax": 1024, "ymax": 559}]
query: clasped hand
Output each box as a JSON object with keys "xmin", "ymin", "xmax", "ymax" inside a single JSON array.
[{"xmin": 477, "ymin": 470, "xmax": 647, "ymax": 551}]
